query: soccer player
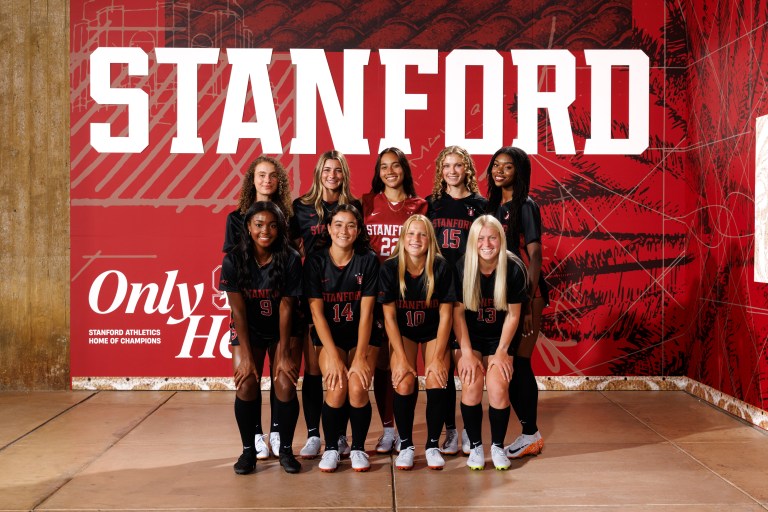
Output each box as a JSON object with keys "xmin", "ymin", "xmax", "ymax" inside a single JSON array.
[
  {"xmin": 453, "ymin": 215, "xmax": 528, "ymax": 470},
  {"xmin": 379, "ymin": 214, "xmax": 455, "ymax": 470},
  {"xmin": 222, "ymin": 156, "xmax": 296, "ymax": 460},
  {"xmin": 487, "ymin": 147, "xmax": 549, "ymax": 459},
  {"xmin": 362, "ymin": 147, "xmax": 427, "ymax": 454},
  {"xmin": 426, "ymin": 146, "xmax": 488, "ymax": 456},
  {"xmin": 304, "ymin": 204, "xmax": 380, "ymax": 472},
  {"xmin": 220, "ymin": 202, "xmax": 303, "ymax": 474},
  {"xmin": 290, "ymin": 150, "xmax": 362, "ymax": 459}
]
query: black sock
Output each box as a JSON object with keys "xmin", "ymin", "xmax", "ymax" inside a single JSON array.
[
  {"xmin": 460, "ymin": 402, "xmax": 483, "ymax": 448},
  {"xmin": 302, "ymin": 374, "xmax": 323, "ymax": 438},
  {"xmin": 234, "ymin": 396, "xmax": 261, "ymax": 448},
  {"xmin": 374, "ymin": 367, "xmax": 394, "ymax": 428},
  {"xmin": 511, "ymin": 357, "xmax": 539, "ymax": 435},
  {"xmin": 425, "ymin": 388, "xmax": 447, "ymax": 449},
  {"xmin": 322, "ymin": 402, "xmax": 343, "ymax": 451},
  {"xmin": 489, "ymin": 405, "xmax": 510, "ymax": 448},
  {"xmin": 277, "ymin": 396, "xmax": 300, "ymax": 452},
  {"xmin": 338, "ymin": 398, "xmax": 350, "ymax": 440},
  {"xmin": 349, "ymin": 402, "xmax": 372, "ymax": 451},
  {"xmin": 444, "ymin": 359, "xmax": 457, "ymax": 430},
  {"xmin": 393, "ymin": 391, "xmax": 417, "ymax": 449}
]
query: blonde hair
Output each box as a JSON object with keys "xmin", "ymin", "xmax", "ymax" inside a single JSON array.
[
  {"xmin": 389, "ymin": 214, "xmax": 442, "ymax": 303},
  {"xmin": 299, "ymin": 150, "xmax": 357, "ymax": 222},
  {"xmin": 463, "ymin": 215, "xmax": 526, "ymax": 311},
  {"xmin": 430, "ymin": 145, "xmax": 480, "ymax": 200}
]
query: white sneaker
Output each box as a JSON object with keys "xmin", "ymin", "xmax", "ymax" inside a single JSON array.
[
  {"xmin": 425, "ymin": 447, "xmax": 445, "ymax": 470},
  {"xmin": 395, "ymin": 435, "xmax": 401, "ymax": 453},
  {"xmin": 491, "ymin": 445, "xmax": 511, "ymax": 470},
  {"xmin": 269, "ymin": 432, "xmax": 281, "ymax": 457},
  {"xmin": 395, "ymin": 445, "xmax": 415, "ymax": 470},
  {"xmin": 375, "ymin": 427, "xmax": 397, "ymax": 453},
  {"xmin": 467, "ymin": 445, "xmax": 485, "ymax": 470},
  {"xmin": 254, "ymin": 434, "xmax": 270, "ymax": 460},
  {"xmin": 461, "ymin": 429, "xmax": 470, "ymax": 455},
  {"xmin": 318, "ymin": 450, "xmax": 340, "ymax": 472},
  {"xmin": 505, "ymin": 431, "xmax": 544, "ymax": 459},
  {"xmin": 440, "ymin": 428, "xmax": 459, "ymax": 455},
  {"xmin": 299, "ymin": 436, "xmax": 322, "ymax": 459},
  {"xmin": 350, "ymin": 450, "xmax": 370, "ymax": 472},
  {"xmin": 338, "ymin": 435, "xmax": 351, "ymax": 458}
]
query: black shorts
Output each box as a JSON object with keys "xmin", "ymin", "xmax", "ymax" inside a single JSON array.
[
  {"xmin": 229, "ymin": 307, "xmax": 305, "ymax": 346},
  {"xmin": 229, "ymin": 321, "xmax": 279, "ymax": 350},
  {"xmin": 310, "ymin": 325, "xmax": 383, "ymax": 352}
]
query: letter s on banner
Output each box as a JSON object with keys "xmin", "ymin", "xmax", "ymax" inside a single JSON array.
[{"xmin": 90, "ymin": 47, "xmax": 149, "ymax": 153}]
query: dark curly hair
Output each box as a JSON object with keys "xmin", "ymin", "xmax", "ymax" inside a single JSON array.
[
  {"xmin": 235, "ymin": 202, "xmax": 292, "ymax": 296},
  {"xmin": 237, "ymin": 156, "xmax": 293, "ymax": 219},
  {"xmin": 485, "ymin": 146, "xmax": 531, "ymax": 234},
  {"xmin": 316, "ymin": 203, "xmax": 372, "ymax": 255},
  {"xmin": 371, "ymin": 147, "xmax": 417, "ymax": 197}
]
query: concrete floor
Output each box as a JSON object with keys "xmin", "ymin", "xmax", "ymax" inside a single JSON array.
[{"xmin": 1, "ymin": 390, "xmax": 766, "ymax": 511}]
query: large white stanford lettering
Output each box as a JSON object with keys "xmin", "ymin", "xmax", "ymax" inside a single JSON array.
[
  {"xmin": 290, "ymin": 49, "xmax": 370, "ymax": 154},
  {"xmin": 89, "ymin": 48, "xmax": 649, "ymax": 155},
  {"xmin": 444, "ymin": 50, "xmax": 504, "ymax": 154},
  {"xmin": 90, "ymin": 47, "xmax": 149, "ymax": 153}
]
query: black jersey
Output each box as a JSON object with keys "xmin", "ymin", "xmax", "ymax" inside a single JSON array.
[
  {"xmin": 427, "ymin": 192, "xmax": 488, "ymax": 266},
  {"xmin": 222, "ymin": 210, "xmax": 245, "ymax": 253},
  {"xmin": 378, "ymin": 256, "xmax": 456, "ymax": 343},
  {"xmin": 493, "ymin": 196, "xmax": 549, "ymax": 303},
  {"xmin": 456, "ymin": 255, "xmax": 528, "ymax": 346},
  {"xmin": 290, "ymin": 198, "xmax": 363, "ymax": 256},
  {"xmin": 219, "ymin": 249, "xmax": 303, "ymax": 342},
  {"xmin": 304, "ymin": 249, "xmax": 379, "ymax": 343},
  {"xmin": 493, "ymin": 197, "xmax": 542, "ymax": 259}
]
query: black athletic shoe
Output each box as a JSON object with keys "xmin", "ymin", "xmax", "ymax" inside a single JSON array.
[
  {"xmin": 279, "ymin": 450, "xmax": 301, "ymax": 474},
  {"xmin": 233, "ymin": 449, "xmax": 256, "ymax": 475}
]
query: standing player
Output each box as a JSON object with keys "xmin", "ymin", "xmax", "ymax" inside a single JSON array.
[
  {"xmin": 220, "ymin": 202, "xmax": 303, "ymax": 474},
  {"xmin": 290, "ymin": 151, "xmax": 362, "ymax": 459},
  {"xmin": 362, "ymin": 147, "xmax": 428, "ymax": 454},
  {"xmin": 223, "ymin": 156, "xmax": 296, "ymax": 460},
  {"xmin": 486, "ymin": 146, "xmax": 549, "ymax": 459},
  {"xmin": 426, "ymin": 146, "xmax": 488, "ymax": 456},
  {"xmin": 379, "ymin": 215, "xmax": 455, "ymax": 470},
  {"xmin": 453, "ymin": 215, "xmax": 528, "ymax": 470},
  {"xmin": 304, "ymin": 204, "xmax": 380, "ymax": 472}
]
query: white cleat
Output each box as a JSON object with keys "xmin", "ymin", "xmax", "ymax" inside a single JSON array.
[
  {"xmin": 440, "ymin": 428, "xmax": 459, "ymax": 455},
  {"xmin": 269, "ymin": 432, "xmax": 281, "ymax": 457},
  {"xmin": 491, "ymin": 445, "xmax": 511, "ymax": 470},
  {"xmin": 338, "ymin": 435, "xmax": 351, "ymax": 458},
  {"xmin": 467, "ymin": 445, "xmax": 485, "ymax": 470},
  {"xmin": 254, "ymin": 434, "xmax": 270, "ymax": 460},
  {"xmin": 350, "ymin": 450, "xmax": 371, "ymax": 472},
  {"xmin": 318, "ymin": 450, "xmax": 340, "ymax": 472},
  {"xmin": 375, "ymin": 427, "xmax": 398, "ymax": 454},
  {"xmin": 425, "ymin": 447, "xmax": 445, "ymax": 470},
  {"xmin": 505, "ymin": 431, "xmax": 544, "ymax": 459},
  {"xmin": 461, "ymin": 429, "xmax": 470, "ymax": 455},
  {"xmin": 395, "ymin": 445, "xmax": 415, "ymax": 470},
  {"xmin": 299, "ymin": 436, "xmax": 322, "ymax": 459}
]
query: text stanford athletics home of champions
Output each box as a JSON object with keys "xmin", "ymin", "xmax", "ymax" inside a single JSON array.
[{"xmin": 88, "ymin": 48, "xmax": 650, "ymax": 157}]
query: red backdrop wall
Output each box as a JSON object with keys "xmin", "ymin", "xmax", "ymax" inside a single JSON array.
[{"xmin": 69, "ymin": 0, "xmax": 768, "ymax": 412}]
